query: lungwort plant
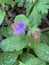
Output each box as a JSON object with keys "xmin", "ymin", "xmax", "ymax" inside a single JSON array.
[{"xmin": 0, "ymin": 0, "xmax": 49, "ymax": 65}]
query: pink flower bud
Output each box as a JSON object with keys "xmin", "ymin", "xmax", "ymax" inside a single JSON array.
[{"xmin": 33, "ymin": 34, "xmax": 39, "ymax": 39}]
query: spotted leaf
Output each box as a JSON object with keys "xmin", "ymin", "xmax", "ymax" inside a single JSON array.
[
  {"xmin": 0, "ymin": 35, "xmax": 27, "ymax": 52},
  {"xmin": 0, "ymin": 52, "xmax": 18, "ymax": 65},
  {"xmin": 21, "ymin": 53, "xmax": 35, "ymax": 63},
  {"xmin": 19, "ymin": 58, "xmax": 46, "ymax": 65},
  {"xmin": 33, "ymin": 43, "xmax": 49, "ymax": 62},
  {"xmin": 0, "ymin": 10, "xmax": 5, "ymax": 25}
]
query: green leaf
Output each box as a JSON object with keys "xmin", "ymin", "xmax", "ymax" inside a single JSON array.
[
  {"xmin": 46, "ymin": 63, "xmax": 49, "ymax": 65},
  {"xmin": 25, "ymin": 0, "xmax": 34, "ymax": 16},
  {"xmin": 0, "ymin": 10, "xmax": 5, "ymax": 25},
  {"xmin": 0, "ymin": 0, "xmax": 13, "ymax": 4},
  {"xmin": 29, "ymin": 0, "xmax": 49, "ymax": 26},
  {"xmin": 0, "ymin": 0, "xmax": 15, "ymax": 7},
  {"xmin": 19, "ymin": 58, "xmax": 46, "ymax": 65},
  {"xmin": 0, "ymin": 35, "xmax": 28, "ymax": 52},
  {"xmin": 0, "ymin": 52, "xmax": 18, "ymax": 65},
  {"xmin": 1, "ymin": 26, "xmax": 14, "ymax": 37},
  {"xmin": 33, "ymin": 43, "xmax": 49, "ymax": 62},
  {"xmin": 15, "ymin": 0, "xmax": 24, "ymax": 7},
  {"xmin": 7, "ymin": 26, "xmax": 14, "ymax": 36},
  {"xmin": 19, "ymin": 62, "xmax": 25, "ymax": 65},
  {"xmin": 13, "ymin": 61, "xmax": 19, "ymax": 65},
  {"xmin": 14, "ymin": 14, "xmax": 29, "ymax": 25},
  {"xmin": 26, "ymin": 58, "xmax": 46, "ymax": 65},
  {"xmin": 21, "ymin": 53, "xmax": 35, "ymax": 63},
  {"xmin": 40, "ymin": 31, "xmax": 49, "ymax": 45},
  {"xmin": 0, "ymin": 28, "xmax": 2, "ymax": 41},
  {"xmin": 1, "ymin": 27, "xmax": 10, "ymax": 37}
]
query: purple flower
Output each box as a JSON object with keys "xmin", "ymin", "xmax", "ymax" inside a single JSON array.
[{"xmin": 11, "ymin": 20, "xmax": 26, "ymax": 35}]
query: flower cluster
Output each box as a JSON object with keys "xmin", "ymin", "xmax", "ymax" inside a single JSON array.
[
  {"xmin": 11, "ymin": 20, "xmax": 26, "ymax": 35},
  {"xmin": 11, "ymin": 20, "xmax": 39, "ymax": 39}
]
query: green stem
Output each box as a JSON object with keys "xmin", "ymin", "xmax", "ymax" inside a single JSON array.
[{"xmin": 2, "ymin": 3, "xmax": 5, "ymax": 11}]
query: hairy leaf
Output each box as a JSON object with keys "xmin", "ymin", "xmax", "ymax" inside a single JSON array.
[
  {"xmin": 40, "ymin": 31, "xmax": 49, "ymax": 45},
  {"xmin": 0, "ymin": 0, "xmax": 15, "ymax": 7},
  {"xmin": 0, "ymin": 52, "xmax": 18, "ymax": 65},
  {"xmin": 33, "ymin": 43, "xmax": 49, "ymax": 62},
  {"xmin": 14, "ymin": 14, "xmax": 29, "ymax": 25},
  {"xmin": 25, "ymin": 0, "xmax": 34, "ymax": 16},
  {"xmin": 29, "ymin": 0, "xmax": 49, "ymax": 26},
  {"xmin": 0, "ymin": 10, "xmax": 5, "ymax": 25},
  {"xmin": 0, "ymin": 35, "xmax": 28, "ymax": 52},
  {"xmin": 21, "ymin": 53, "xmax": 35, "ymax": 63},
  {"xmin": 19, "ymin": 58, "xmax": 46, "ymax": 65},
  {"xmin": 15, "ymin": 0, "xmax": 24, "ymax": 7}
]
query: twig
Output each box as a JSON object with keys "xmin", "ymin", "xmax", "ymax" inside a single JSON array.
[{"xmin": 40, "ymin": 27, "xmax": 49, "ymax": 32}]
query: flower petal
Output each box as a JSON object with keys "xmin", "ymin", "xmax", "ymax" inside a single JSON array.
[
  {"xmin": 11, "ymin": 23, "xmax": 16, "ymax": 31},
  {"xmin": 11, "ymin": 20, "xmax": 26, "ymax": 35}
]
